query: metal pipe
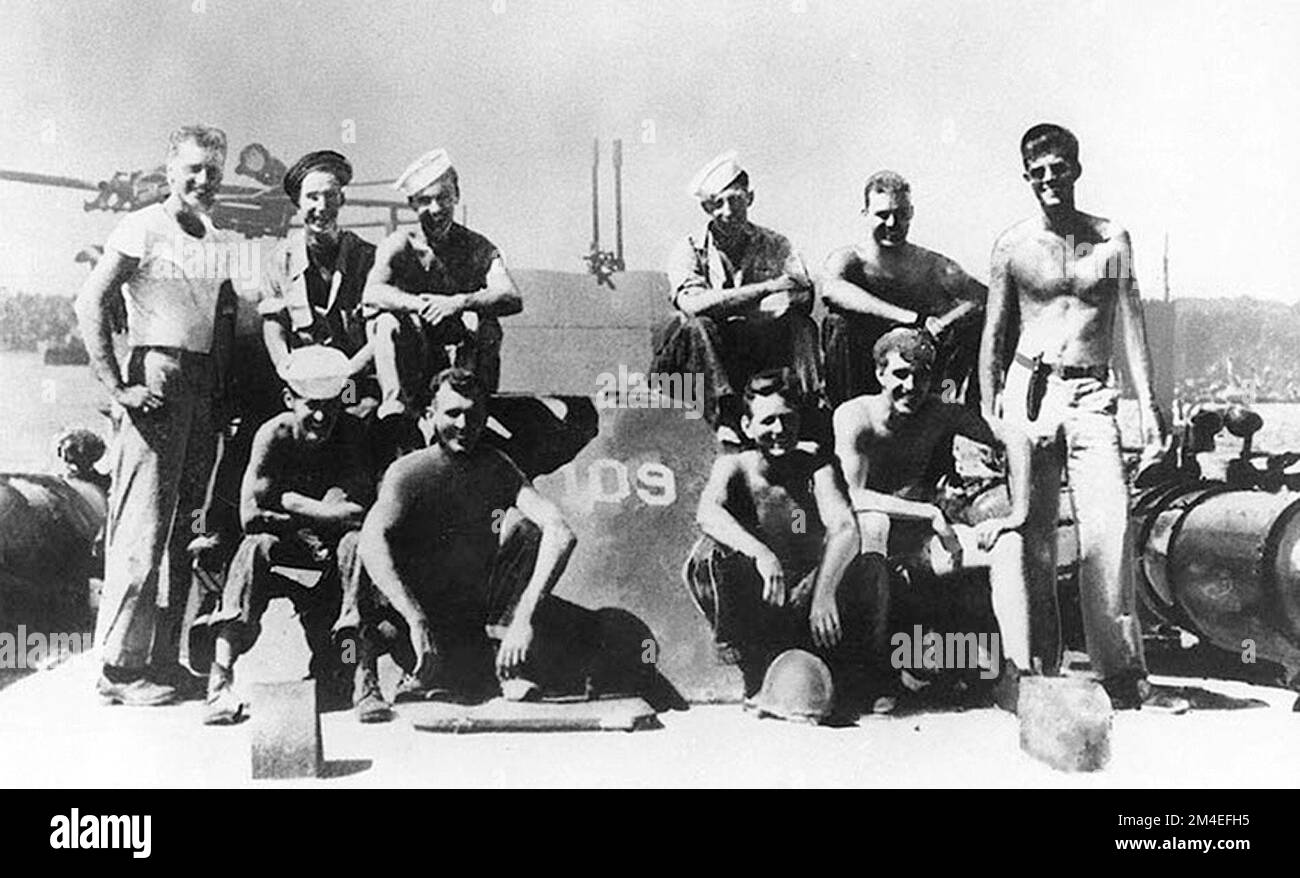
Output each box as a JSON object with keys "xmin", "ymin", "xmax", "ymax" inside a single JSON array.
[
  {"xmin": 613, "ymin": 138, "xmax": 624, "ymax": 266},
  {"xmin": 591, "ymin": 138, "xmax": 601, "ymax": 251}
]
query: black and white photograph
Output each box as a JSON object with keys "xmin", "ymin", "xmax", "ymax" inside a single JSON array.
[{"xmin": 0, "ymin": 0, "xmax": 1295, "ymax": 810}]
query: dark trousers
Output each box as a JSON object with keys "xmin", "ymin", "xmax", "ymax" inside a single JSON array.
[
  {"xmin": 212, "ymin": 529, "xmax": 358, "ymax": 680},
  {"xmin": 358, "ymin": 515, "xmax": 597, "ymax": 696},
  {"xmin": 651, "ymin": 310, "xmax": 822, "ymax": 428},
  {"xmin": 682, "ymin": 535, "xmax": 891, "ymax": 698}
]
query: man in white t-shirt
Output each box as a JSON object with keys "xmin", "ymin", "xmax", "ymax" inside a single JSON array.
[{"xmin": 75, "ymin": 124, "xmax": 237, "ymax": 706}]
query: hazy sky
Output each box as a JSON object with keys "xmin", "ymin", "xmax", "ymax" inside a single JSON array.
[{"xmin": 2, "ymin": 0, "xmax": 1297, "ymax": 301}]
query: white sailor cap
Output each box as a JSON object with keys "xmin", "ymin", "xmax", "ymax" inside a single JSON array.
[
  {"xmin": 394, "ymin": 148, "xmax": 456, "ymax": 197},
  {"xmin": 279, "ymin": 345, "xmax": 351, "ymax": 400},
  {"xmin": 688, "ymin": 150, "xmax": 746, "ymax": 200}
]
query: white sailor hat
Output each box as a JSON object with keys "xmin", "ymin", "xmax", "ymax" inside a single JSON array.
[
  {"xmin": 394, "ymin": 148, "xmax": 456, "ymax": 197},
  {"xmin": 279, "ymin": 345, "xmax": 351, "ymax": 400},
  {"xmin": 688, "ymin": 150, "xmax": 746, "ymax": 200}
]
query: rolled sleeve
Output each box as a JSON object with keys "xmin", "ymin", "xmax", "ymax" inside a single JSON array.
[{"xmin": 666, "ymin": 236, "xmax": 708, "ymax": 306}]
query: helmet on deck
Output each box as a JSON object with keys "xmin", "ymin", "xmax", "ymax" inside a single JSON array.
[{"xmin": 752, "ymin": 649, "xmax": 834, "ymax": 724}]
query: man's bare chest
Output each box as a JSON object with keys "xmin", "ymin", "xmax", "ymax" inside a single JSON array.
[{"xmin": 1011, "ymin": 236, "xmax": 1121, "ymax": 306}]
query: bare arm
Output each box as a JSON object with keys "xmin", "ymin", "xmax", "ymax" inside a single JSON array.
[
  {"xmin": 809, "ymin": 463, "xmax": 859, "ymax": 600},
  {"xmin": 979, "ymin": 234, "xmax": 1016, "ymax": 421},
  {"xmin": 832, "ymin": 405, "xmax": 944, "ymax": 524},
  {"xmin": 74, "ymin": 249, "xmax": 137, "ymax": 402},
  {"xmin": 933, "ymin": 272, "xmax": 986, "ymax": 335},
  {"xmin": 495, "ymin": 480, "xmax": 578, "ymax": 676},
  {"xmin": 261, "ymin": 317, "xmax": 292, "ymax": 373},
  {"xmin": 807, "ymin": 460, "xmax": 860, "ymax": 648},
  {"xmin": 362, "ymin": 235, "xmax": 427, "ymax": 314},
  {"xmin": 820, "ymin": 249, "xmax": 921, "ymax": 324},
  {"xmin": 695, "ymin": 456, "xmax": 776, "ymax": 563},
  {"xmin": 458, "ymin": 252, "xmax": 522, "ymax": 317},
  {"xmin": 239, "ymin": 423, "xmax": 295, "ymax": 535},
  {"xmin": 1114, "ymin": 231, "xmax": 1164, "ymax": 449},
  {"xmin": 280, "ymin": 491, "xmax": 366, "ymax": 531},
  {"xmin": 510, "ymin": 483, "xmax": 577, "ymax": 624},
  {"xmin": 357, "ymin": 464, "xmax": 426, "ymax": 627}
]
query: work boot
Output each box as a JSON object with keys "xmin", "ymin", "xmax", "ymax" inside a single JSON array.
[
  {"xmin": 394, "ymin": 672, "xmax": 433, "ymax": 704},
  {"xmin": 150, "ymin": 663, "xmax": 207, "ymax": 702},
  {"xmin": 500, "ymin": 677, "xmax": 541, "ymax": 702},
  {"xmin": 203, "ymin": 664, "xmax": 246, "ymax": 725},
  {"xmin": 98, "ymin": 670, "xmax": 178, "ymax": 707},
  {"xmin": 353, "ymin": 663, "xmax": 392, "ymax": 724}
]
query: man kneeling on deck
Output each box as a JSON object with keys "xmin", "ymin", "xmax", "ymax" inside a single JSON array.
[
  {"xmin": 354, "ymin": 367, "xmax": 587, "ymax": 716},
  {"xmin": 833, "ymin": 328, "xmax": 1030, "ymax": 709},
  {"xmin": 204, "ymin": 347, "xmax": 374, "ymax": 725},
  {"xmin": 683, "ymin": 370, "xmax": 885, "ymax": 716}
]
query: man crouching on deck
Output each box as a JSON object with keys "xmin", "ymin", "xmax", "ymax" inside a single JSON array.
[
  {"xmin": 355, "ymin": 367, "xmax": 583, "ymax": 711},
  {"xmin": 834, "ymin": 328, "xmax": 1030, "ymax": 709},
  {"xmin": 203, "ymin": 347, "xmax": 373, "ymax": 725},
  {"xmin": 683, "ymin": 370, "xmax": 882, "ymax": 716}
]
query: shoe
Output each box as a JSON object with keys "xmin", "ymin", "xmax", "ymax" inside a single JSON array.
[
  {"xmin": 1104, "ymin": 676, "xmax": 1190, "ymax": 715},
  {"xmin": 1136, "ymin": 680, "xmax": 1191, "ymax": 715},
  {"xmin": 500, "ymin": 677, "xmax": 540, "ymax": 702},
  {"xmin": 394, "ymin": 672, "xmax": 436, "ymax": 704},
  {"xmin": 150, "ymin": 663, "xmax": 207, "ymax": 701},
  {"xmin": 98, "ymin": 675, "xmax": 178, "ymax": 707},
  {"xmin": 354, "ymin": 666, "xmax": 393, "ymax": 724},
  {"xmin": 869, "ymin": 695, "xmax": 898, "ymax": 715},
  {"xmin": 203, "ymin": 685, "xmax": 247, "ymax": 725}
]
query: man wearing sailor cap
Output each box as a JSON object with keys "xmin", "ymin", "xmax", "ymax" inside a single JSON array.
[
  {"xmin": 200, "ymin": 346, "xmax": 380, "ymax": 724},
  {"xmin": 194, "ymin": 151, "xmax": 381, "ymax": 577},
  {"xmin": 364, "ymin": 148, "xmax": 521, "ymax": 421},
  {"xmin": 653, "ymin": 151, "xmax": 822, "ymax": 444},
  {"xmin": 260, "ymin": 150, "xmax": 376, "ymax": 381}
]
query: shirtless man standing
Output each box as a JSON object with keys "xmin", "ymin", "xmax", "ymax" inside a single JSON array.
[
  {"xmin": 822, "ymin": 171, "xmax": 986, "ymax": 408},
  {"xmin": 979, "ymin": 123, "xmax": 1187, "ymax": 712},
  {"xmin": 833, "ymin": 328, "xmax": 1030, "ymax": 702}
]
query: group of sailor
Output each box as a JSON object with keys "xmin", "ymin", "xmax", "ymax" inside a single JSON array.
[{"xmin": 74, "ymin": 121, "xmax": 1190, "ymax": 725}]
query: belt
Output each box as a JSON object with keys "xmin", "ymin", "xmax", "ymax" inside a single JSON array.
[{"xmin": 1014, "ymin": 352, "xmax": 1107, "ymax": 382}]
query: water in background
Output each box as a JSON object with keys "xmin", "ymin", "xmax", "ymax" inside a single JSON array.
[
  {"xmin": 4, "ymin": 348, "xmax": 1300, "ymax": 471},
  {"xmin": 0, "ymin": 351, "xmax": 110, "ymax": 472}
]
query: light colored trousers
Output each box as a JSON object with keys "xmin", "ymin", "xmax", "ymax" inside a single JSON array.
[
  {"xmin": 96, "ymin": 348, "xmax": 217, "ymax": 670},
  {"xmin": 1001, "ymin": 358, "xmax": 1146, "ymax": 680}
]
